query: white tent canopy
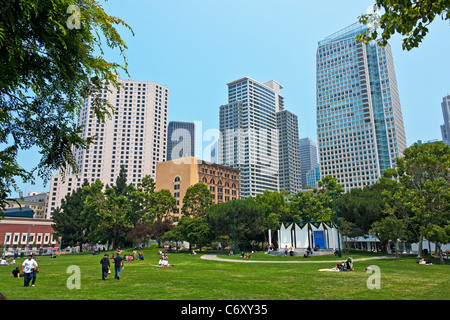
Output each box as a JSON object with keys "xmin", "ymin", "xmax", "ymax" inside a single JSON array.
[{"xmin": 271, "ymin": 221, "xmax": 342, "ymax": 251}]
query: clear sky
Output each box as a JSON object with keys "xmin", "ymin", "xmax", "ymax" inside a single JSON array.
[{"xmin": 12, "ymin": 0, "xmax": 450, "ymax": 197}]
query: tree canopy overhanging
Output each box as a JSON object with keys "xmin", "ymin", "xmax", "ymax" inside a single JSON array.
[
  {"xmin": 357, "ymin": 0, "xmax": 450, "ymax": 50},
  {"xmin": 0, "ymin": 0, "xmax": 133, "ymax": 210}
]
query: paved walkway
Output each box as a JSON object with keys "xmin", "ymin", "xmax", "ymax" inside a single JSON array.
[{"xmin": 200, "ymin": 254, "xmax": 391, "ymax": 264}]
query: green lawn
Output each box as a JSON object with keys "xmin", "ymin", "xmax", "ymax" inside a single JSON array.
[{"xmin": 0, "ymin": 248, "xmax": 448, "ymax": 300}]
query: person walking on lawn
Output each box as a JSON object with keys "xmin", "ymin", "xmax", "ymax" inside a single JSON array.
[
  {"xmin": 22, "ymin": 255, "xmax": 37, "ymax": 287},
  {"xmin": 100, "ymin": 253, "xmax": 110, "ymax": 280},
  {"xmin": 113, "ymin": 252, "xmax": 124, "ymax": 280}
]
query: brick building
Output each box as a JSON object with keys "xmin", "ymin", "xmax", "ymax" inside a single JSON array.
[
  {"xmin": 155, "ymin": 156, "xmax": 239, "ymax": 221},
  {"xmin": 0, "ymin": 209, "xmax": 58, "ymax": 254}
]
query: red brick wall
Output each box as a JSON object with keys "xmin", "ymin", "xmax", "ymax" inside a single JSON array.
[{"xmin": 0, "ymin": 218, "xmax": 59, "ymax": 248}]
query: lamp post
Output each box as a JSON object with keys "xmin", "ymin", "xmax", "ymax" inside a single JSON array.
[
  {"xmin": 233, "ymin": 200, "xmax": 237, "ymax": 255},
  {"xmin": 332, "ymin": 191, "xmax": 342, "ymax": 257}
]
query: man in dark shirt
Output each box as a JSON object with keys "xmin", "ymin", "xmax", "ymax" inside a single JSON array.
[
  {"xmin": 113, "ymin": 253, "xmax": 124, "ymax": 280},
  {"xmin": 9, "ymin": 266, "xmax": 23, "ymax": 278},
  {"xmin": 100, "ymin": 253, "xmax": 110, "ymax": 280}
]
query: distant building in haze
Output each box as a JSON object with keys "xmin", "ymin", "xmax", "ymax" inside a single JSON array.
[{"xmin": 299, "ymin": 137, "xmax": 319, "ymax": 189}]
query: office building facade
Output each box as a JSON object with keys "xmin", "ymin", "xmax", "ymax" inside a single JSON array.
[
  {"xmin": 316, "ymin": 22, "xmax": 407, "ymax": 191},
  {"xmin": 306, "ymin": 166, "xmax": 321, "ymax": 189},
  {"xmin": 155, "ymin": 157, "xmax": 239, "ymax": 221},
  {"xmin": 167, "ymin": 121, "xmax": 195, "ymax": 160},
  {"xmin": 219, "ymin": 77, "xmax": 284, "ymax": 198},
  {"xmin": 46, "ymin": 77, "xmax": 169, "ymax": 218},
  {"xmin": 277, "ymin": 110, "xmax": 302, "ymax": 194},
  {"xmin": 299, "ymin": 137, "xmax": 319, "ymax": 189}
]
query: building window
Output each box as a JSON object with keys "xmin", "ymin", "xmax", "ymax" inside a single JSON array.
[{"xmin": 174, "ymin": 176, "xmax": 181, "ymax": 182}]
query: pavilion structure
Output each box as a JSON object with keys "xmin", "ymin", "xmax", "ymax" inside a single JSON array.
[{"xmin": 270, "ymin": 221, "xmax": 342, "ymax": 254}]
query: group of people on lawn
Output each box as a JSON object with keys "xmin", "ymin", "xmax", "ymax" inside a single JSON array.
[
  {"xmin": 100, "ymin": 248, "xmax": 146, "ymax": 280},
  {"xmin": 99, "ymin": 247, "xmax": 175, "ymax": 279},
  {"xmin": 6, "ymin": 254, "xmax": 39, "ymax": 287}
]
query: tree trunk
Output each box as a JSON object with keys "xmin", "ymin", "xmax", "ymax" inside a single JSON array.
[
  {"xmin": 381, "ymin": 241, "xmax": 388, "ymax": 254},
  {"xmin": 395, "ymin": 241, "xmax": 400, "ymax": 261},
  {"xmin": 417, "ymin": 234, "xmax": 423, "ymax": 258},
  {"xmin": 438, "ymin": 243, "xmax": 444, "ymax": 265}
]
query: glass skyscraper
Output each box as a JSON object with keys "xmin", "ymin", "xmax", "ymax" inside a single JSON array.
[
  {"xmin": 299, "ymin": 137, "xmax": 319, "ymax": 189},
  {"xmin": 316, "ymin": 22, "xmax": 406, "ymax": 191},
  {"xmin": 167, "ymin": 121, "xmax": 195, "ymax": 161},
  {"xmin": 306, "ymin": 166, "xmax": 321, "ymax": 189}
]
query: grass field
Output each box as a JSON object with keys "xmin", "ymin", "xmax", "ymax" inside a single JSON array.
[{"xmin": 0, "ymin": 248, "xmax": 448, "ymax": 300}]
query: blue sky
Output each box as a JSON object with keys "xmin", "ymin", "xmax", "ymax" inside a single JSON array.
[{"xmin": 13, "ymin": 0, "xmax": 450, "ymax": 196}]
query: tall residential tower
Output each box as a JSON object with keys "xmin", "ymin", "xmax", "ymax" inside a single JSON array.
[
  {"xmin": 219, "ymin": 77, "xmax": 282, "ymax": 198},
  {"xmin": 46, "ymin": 77, "xmax": 169, "ymax": 218},
  {"xmin": 316, "ymin": 23, "xmax": 406, "ymax": 191},
  {"xmin": 219, "ymin": 77, "xmax": 301, "ymax": 197}
]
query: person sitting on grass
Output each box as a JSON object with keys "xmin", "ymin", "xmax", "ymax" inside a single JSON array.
[
  {"xmin": 417, "ymin": 259, "xmax": 433, "ymax": 265},
  {"xmin": 9, "ymin": 266, "xmax": 23, "ymax": 278},
  {"xmin": 158, "ymin": 254, "xmax": 173, "ymax": 267},
  {"xmin": 304, "ymin": 248, "xmax": 312, "ymax": 258}
]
